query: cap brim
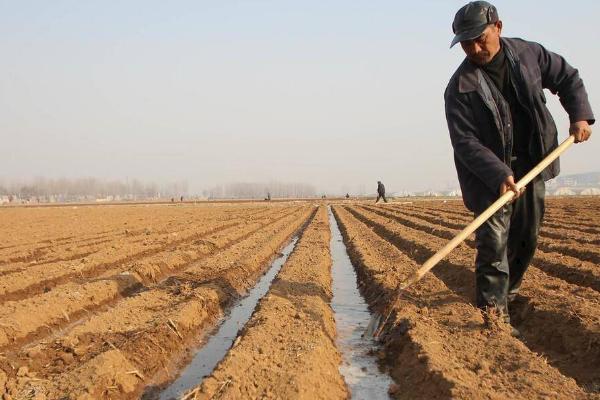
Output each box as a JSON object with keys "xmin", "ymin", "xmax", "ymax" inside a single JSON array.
[{"xmin": 450, "ymin": 24, "xmax": 488, "ymax": 48}]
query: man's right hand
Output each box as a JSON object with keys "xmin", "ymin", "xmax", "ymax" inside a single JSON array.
[{"xmin": 499, "ymin": 175, "xmax": 524, "ymax": 199}]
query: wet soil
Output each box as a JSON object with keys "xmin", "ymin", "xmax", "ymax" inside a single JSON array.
[
  {"xmin": 328, "ymin": 208, "xmax": 395, "ymax": 399},
  {"xmin": 157, "ymin": 237, "xmax": 299, "ymax": 399},
  {"xmin": 188, "ymin": 206, "xmax": 348, "ymax": 400}
]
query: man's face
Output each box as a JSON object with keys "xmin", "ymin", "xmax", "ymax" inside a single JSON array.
[{"xmin": 460, "ymin": 21, "xmax": 502, "ymax": 66}]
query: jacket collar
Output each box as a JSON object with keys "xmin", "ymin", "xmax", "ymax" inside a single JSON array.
[
  {"xmin": 457, "ymin": 37, "xmax": 517, "ymax": 93},
  {"xmin": 458, "ymin": 60, "xmax": 479, "ymax": 93}
]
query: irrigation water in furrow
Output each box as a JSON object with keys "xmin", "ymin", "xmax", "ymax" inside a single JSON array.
[
  {"xmin": 157, "ymin": 237, "xmax": 299, "ymax": 399},
  {"xmin": 328, "ymin": 208, "xmax": 394, "ymax": 399}
]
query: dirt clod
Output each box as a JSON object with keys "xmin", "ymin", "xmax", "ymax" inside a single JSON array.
[{"xmin": 388, "ymin": 383, "xmax": 401, "ymax": 395}]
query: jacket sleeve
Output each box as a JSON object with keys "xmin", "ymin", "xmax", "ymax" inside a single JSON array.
[
  {"xmin": 530, "ymin": 41, "xmax": 595, "ymax": 125},
  {"xmin": 445, "ymin": 86, "xmax": 513, "ymax": 194}
]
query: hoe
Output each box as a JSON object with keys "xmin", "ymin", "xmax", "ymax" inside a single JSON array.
[{"xmin": 366, "ymin": 135, "xmax": 577, "ymax": 339}]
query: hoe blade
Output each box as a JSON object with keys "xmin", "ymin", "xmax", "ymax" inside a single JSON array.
[{"xmin": 364, "ymin": 313, "xmax": 382, "ymax": 339}]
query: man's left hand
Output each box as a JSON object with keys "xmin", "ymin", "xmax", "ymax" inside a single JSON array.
[{"xmin": 570, "ymin": 121, "xmax": 592, "ymax": 143}]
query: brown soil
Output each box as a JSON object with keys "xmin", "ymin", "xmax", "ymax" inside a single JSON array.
[
  {"xmin": 378, "ymin": 202, "xmax": 600, "ymax": 291},
  {"xmin": 334, "ymin": 199, "xmax": 600, "ymax": 398},
  {"xmin": 190, "ymin": 206, "xmax": 348, "ymax": 400},
  {"xmin": 0, "ymin": 197, "xmax": 598, "ymax": 399},
  {"xmin": 0, "ymin": 203, "xmax": 316, "ymax": 399}
]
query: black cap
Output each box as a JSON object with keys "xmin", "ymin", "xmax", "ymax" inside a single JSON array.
[{"xmin": 450, "ymin": 1, "xmax": 499, "ymax": 48}]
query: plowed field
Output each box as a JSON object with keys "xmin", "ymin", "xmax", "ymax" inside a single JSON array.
[
  {"xmin": 0, "ymin": 203, "xmax": 315, "ymax": 399},
  {"xmin": 0, "ymin": 197, "xmax": 598, "ymax": 400},
  {"xmin": 332, "ymin": 196, "xmax": 600, "ymax": 399}
]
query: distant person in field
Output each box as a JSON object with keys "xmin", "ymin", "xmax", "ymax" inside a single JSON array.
[
  {"xmin": 445, "ymin": 2, "xmax": 593, "ymax": 335},
  {"xmin": 375, "ymin": 181, "xmax": 387, "ymax": 203}
]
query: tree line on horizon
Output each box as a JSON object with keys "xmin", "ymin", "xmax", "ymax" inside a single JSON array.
[{"xmin": 0, "ymin": 177, "xmax": 188, "ymax": 200}]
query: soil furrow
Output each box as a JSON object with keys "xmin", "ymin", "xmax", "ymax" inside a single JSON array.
[
  {"xmin": 0, "ymin": 208, "xmax": 298, "ymax": 303},
  {"xmin": 0, "ymin": 221, "xmax": 239, "ymax": 303},
  {"xmin": 191, "ymin": 206, "xmax": 348, "ymax": 400},
  {"xmin": 0, "ymin": 206, "xmax": 314, "ymax": 400},
  {"xmin": 539, "ymin": 220, "xmax": 600, "ymax": 235},
  {"xmin": 348, "ymin": 205, "xmax": 600, "ymax": 392},
  {"xmin": 0, "ymin": 205, "xmax": 271, "ymax": 255},
  {"xmin": 1, "ymin": 199, "xmax": 597, "ymax": 399},
  {"xmin": 333, "ymin": 205, "xmax": 589, "ymax": 399},
  {"xmin": 0, "ymin": 237, "xmax": 118, "ymax": 266},
  {"xmin": 393, "ymin": 204, "xmax": 600, "ymax": 246},
  {"xmin": 0, "ymin": 206, "xmax": 276, "ymax": 267},
  {"xmin": 380, "ymin": 204, "xmax": 600, "ymax": 262},
  {"xmin": 406, "ymin": 200, "xmax": 600, "ymax": 231},
  {"xmin": 0, "ymin": 209, "xmax": 302, "ymax": 351},
  {"xmin": 364, "ymin": 205, "xmax": 600, "ymax": 292}
]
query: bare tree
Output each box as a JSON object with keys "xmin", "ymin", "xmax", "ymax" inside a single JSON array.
[{"xmin": 0, "ymin": 177, "xmax": 187, "ymax": 202}]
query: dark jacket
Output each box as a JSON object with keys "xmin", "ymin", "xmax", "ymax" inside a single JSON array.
[
  {"xmin": 377, "ymin": 182, "xmax": 385, "ymax": 195},
  {"xmin": 445, "ymin": 37, "xmax": 594, "ymax": 213}
]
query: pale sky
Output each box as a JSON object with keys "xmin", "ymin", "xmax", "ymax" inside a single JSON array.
[{"xmin": 1, "ymin": 1, "xmax": 598, "ymax": 195}]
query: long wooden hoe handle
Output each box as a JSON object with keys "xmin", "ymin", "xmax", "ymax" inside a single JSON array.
[{"xmin": 397, "ymin": 134, "xmax": 576, "ymax": 291}]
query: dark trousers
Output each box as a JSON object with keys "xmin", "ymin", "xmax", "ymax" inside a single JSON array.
[
  {"xmin": 474, "ymin": 160, "xmax": 545, "ymax": 320},
  {"xmin": 375, "ymin": 193, "xmax": 388, "ymax": 203}
]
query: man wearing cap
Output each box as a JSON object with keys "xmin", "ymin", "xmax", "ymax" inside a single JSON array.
[{"xmin": 444, "ymin": 1, "xmax": 594, "ymax": 334}]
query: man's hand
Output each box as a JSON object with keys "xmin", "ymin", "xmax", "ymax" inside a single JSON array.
[
  {"xmin": 570, "ymin": 121, "xmax": 592, "ymax": 143},
  {"xmin": 499, "ymin": 175, "xmax": 524, "ymax": 200}
]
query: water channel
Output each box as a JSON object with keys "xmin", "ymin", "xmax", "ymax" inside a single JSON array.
[
  {"xmin": 158, "ymin": 237, "xmax": 299, "ymax": 400},
  {"xmin": 329, "ymin": 207, "xmax": 395, "ymax": 399},
  {"xmin": 157, "ymin": 207, "xmax": 395, "ymax": 399}
]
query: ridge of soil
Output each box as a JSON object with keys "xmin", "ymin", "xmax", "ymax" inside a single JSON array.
[
  {"xmin": 190, "ymin": 206, "xmax": 347, "ymax": 399},
  {"xmin": 332, "ymin": 204, "xmax": 597, "ymax": 399},
  {"xmin": 0, "ymin": 204, "xmax": 315, "ymax": 399},
  {"xmin": 0, "ymin": 198, "xmax": 598, "ymax": 399}
]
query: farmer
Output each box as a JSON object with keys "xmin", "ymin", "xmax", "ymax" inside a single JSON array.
[
  {"xmin": 444, "ymin": 1, "xmax": 594, "ymax": 334},
  {"xmin": 375, "ymin": 181, "xmax": 388, "ymax": 203}
]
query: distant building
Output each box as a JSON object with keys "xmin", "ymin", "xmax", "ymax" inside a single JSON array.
[
  {"xmin": 96, "ymin": 196, "xmax": 114, "ymax": 202},
  {"xmin": 553, "ymin": 187, "xmax": 577, "ymax": 196},
  {"xmin": 416, "ymin": 191, "xmax": 441, "ymax": 197},
  {"xmin": 547, "ymin": 171, "xmax": 600, "ymax": 190},
  {"xmin": 580, "ymin": 188, "xmax": 600, "ymax": 195},
  {"xmin": 390, "ymin": 191, "xmax": 412, "ymax": 197},
  {"xmin": 444, "ymin": 190, "xmax": 462, "ymax": 197}
]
